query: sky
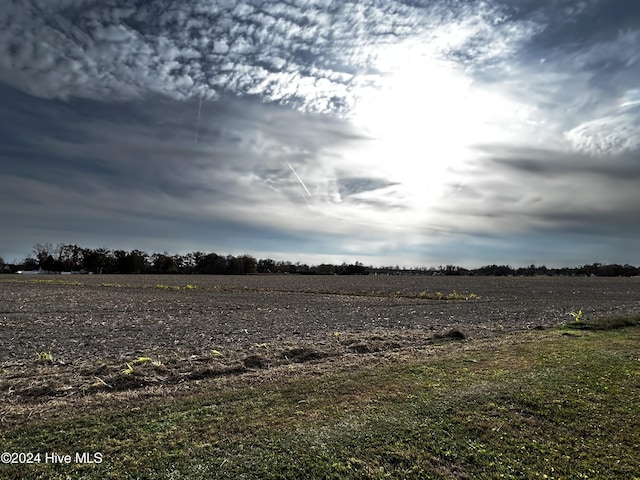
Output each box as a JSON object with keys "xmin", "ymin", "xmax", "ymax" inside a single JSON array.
[{"xmin": 1, "ymin": 0, "xmax": 639, "ymax": 268}]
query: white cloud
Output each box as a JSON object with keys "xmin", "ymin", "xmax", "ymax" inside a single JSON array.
[
  {"xmin": 565, "ymin": 112, "xmax": 640, "ymax": 155},
  {"xmin": 0, "ymin": 0, "xmax": 542, "ymax": 117}
]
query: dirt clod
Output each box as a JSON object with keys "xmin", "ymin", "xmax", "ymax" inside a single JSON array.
[
  {"xmin": 282, "ymin": 347, "xmax": 327, "ymax": 363},
  {"xmin": 243, "ymin": 355, "xmax": 267, "ymax": 369},
  {"xmin": 348, "ymin": 343, "xmax": 372, "ymax": 354},
  {"xmin": 435, "ymin": 330, "xmax": 466, "ymax": 341}
]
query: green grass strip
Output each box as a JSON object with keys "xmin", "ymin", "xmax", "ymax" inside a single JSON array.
[{"xmin": 2, "ymin": 324, "xmax": 640, "ymax": 479}]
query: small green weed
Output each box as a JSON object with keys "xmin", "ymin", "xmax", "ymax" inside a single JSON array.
[
  {"xmin": 132, "ymin": 357, "xmax": 152, "ymax": 364},
  {"xmin": 569, "ymin": 309, "xmax": 584, "ymax": 323},
  {"xmin": 36, "ymin": 351, "xmax": 53, "ymax": 364},
  {"xmin": 121, "ymin": 363, "xmax": 134, "ymax": 375},
  {"xmin": 123, "ymin": 356, "xmax": 162, "ymax": 371},
  {"xmin": 28, "ymin": 279, "xmax": 81, "ymax": 286},
  {"xmin": 447, "ymin": 291, "xmax": 466, "ymax": 300},
  {"xmin": 446, "ymin": 290, "xmax": 479, "ymax": 300},
  {"xmin": 419, "ymin": 290, "xmax": 480, "ymax": 300}
]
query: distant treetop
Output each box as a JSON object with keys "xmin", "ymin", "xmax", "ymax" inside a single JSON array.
[{"xmin": 1, "ymin": 243, "xmax": 637, "ymax": 277}]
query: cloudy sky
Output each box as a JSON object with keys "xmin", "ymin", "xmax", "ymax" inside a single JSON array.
[{"xmin": 1, "ymin": 0, "xmax": 639, "ymax": 267}]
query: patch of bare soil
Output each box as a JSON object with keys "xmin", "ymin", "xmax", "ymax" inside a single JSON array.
[
  {"xmin": 0, "ymin": 329, "xmax": 461, "ymax": 426},
  {"xmin": 1, "ymin": 275, "xmax": 639, "ymax": 427}
]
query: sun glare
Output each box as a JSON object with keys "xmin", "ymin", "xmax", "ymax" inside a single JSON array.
[{"xmin": 349, "ymin": 42, "xmax": 509, "ymax": 210}]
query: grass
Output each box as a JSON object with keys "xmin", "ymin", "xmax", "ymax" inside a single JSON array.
[
  {"xmin": 421, "ymin": 290, "xmax": 480, "ymax": 300},
  {"xmin": 2, "ymin": 317, "xmax": 640, "ymax": 479},
  {"xmin": 563, "ymin": 312, "xmax": 640, "ymax": 331},
  {"xmin": 154, "ymin": 284, "xmax": 198, "ymax": 290}
]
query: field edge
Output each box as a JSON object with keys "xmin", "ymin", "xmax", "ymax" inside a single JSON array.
[{"xmin": 2, "ymin": 319, "xmax": 640, "ymax": 479}]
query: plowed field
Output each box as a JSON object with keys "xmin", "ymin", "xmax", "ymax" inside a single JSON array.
[{"xmin": 1, "ymin": 274, "xmax": 638, "ymax": 425}]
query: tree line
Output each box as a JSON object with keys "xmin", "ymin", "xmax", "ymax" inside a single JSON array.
[
  {"xmin": 0, "ymin": 243, "xmax": 638, "ymax": 277},
  {"xmin": 0, "ymin": 243, "xmax": 369, "ymax": 275}
]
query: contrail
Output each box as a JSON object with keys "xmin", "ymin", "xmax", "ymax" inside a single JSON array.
[
  {"xmin": 195, "ymin": 96, "xmax": 203, "ymax": 143},
  {"xmin": 287, "ymin": 161, "xmax": 311, "ymax": 196}
]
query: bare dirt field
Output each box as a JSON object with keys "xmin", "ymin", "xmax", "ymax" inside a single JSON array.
[{"xmin": 1, "ymin": 274, "xmax": 639, "ymax": 425}]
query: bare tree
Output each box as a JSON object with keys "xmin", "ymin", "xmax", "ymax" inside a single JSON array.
[
  {"xmin": 56, "ymin": 244, "xmax": 84, "ymax": 271},
  {"xmin": 32, "ymin": 243, "xmax": 53, "ymax": 268}
]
